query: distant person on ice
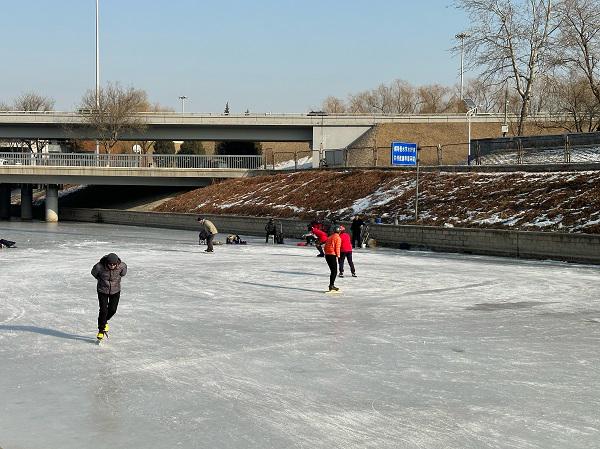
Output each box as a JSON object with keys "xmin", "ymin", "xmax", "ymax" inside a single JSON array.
[
  {"xmin": 324, "ymin": 225, "xmax": 342, "ymax": 292},
  {"xmin": 350, "ymin": 215, "xmax": 365, "ymax": 249},
  {"xmin": 338, "ymin": 226, "xmax": 356, "ymax": 278},
  {"xmin": 311, "ymin": 223, "xmax": 328, "ymax": 257},
  {"xmin": 91, "ymin": 253, "xmax": 127, "ymax": 341},
  {"xmin": 0, "ymin": 238, "xmax": 16, "ymax": 248},
  {"xmin": 265, "ymin": 218, "xmax": 277, "ymax": 243},
  {"xmin": 198, "ymin": 217, "xmax": 218, "ymax": 252}
]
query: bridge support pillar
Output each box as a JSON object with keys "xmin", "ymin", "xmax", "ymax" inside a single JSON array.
[
  {"xmin": 20, "ymin": 184, "xmax": 33, "ymax": 220},
  {"xmin": 311, "ymin": 146, "xmax": 321, "ymax": 168},
  {"xmin": 0, "ymin": 184, "xmax": 11, "ymax": 220},
  {"xmin": 45, "ymin": 184, "xmax": 59, "ymax": 222}
]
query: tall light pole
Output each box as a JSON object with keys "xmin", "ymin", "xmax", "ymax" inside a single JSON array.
[
  {"xmin": 95, "ymin": 0, "xmax": 100, "ymax": 155},
  {"xmin": 464, "ymin": 99, "xmax": 477, "ymax": 164},
  {"xmin": 455, "ymin": 32, "xmax": 469, "ymax": 100},
  {"xmin": 179, "ymin": 96, "xmax": 187, "ymax": 114}
]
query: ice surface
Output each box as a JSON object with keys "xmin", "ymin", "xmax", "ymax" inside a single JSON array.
[{"xmin": 1, "ymin": 221, "xmax": 599, "ymax": 449}]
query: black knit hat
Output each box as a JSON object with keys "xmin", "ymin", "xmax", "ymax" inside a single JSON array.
[{"xmin": 106, "ymin": 253, "xmax": 119, "ymax": 264}]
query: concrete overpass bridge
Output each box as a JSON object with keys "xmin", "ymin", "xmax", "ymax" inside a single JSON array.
[
  {"xmin": 0, "ymin": 152, "xmax": 270, "ymax": 222},
  {"xmin": 0, "ymin": 110, "xmax": 522, "ymax": 162}
]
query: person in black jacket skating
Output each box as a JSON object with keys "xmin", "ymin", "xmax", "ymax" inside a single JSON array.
[{"xmin": 91, "ymin": 253, "xmax": 127, "ymax": 341}]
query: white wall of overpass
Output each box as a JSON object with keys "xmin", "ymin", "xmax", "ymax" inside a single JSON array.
[{"xmin": 311, "ymin": 126, "xmax": 372, "ymax": 167}]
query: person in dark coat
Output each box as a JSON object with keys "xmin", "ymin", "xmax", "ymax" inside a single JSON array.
[
  {"xmin": 0, "ymin": 238, "xmax": 16, "ymax": 248},
  {"xmin": 91, "ymin": 253, "xmax": 127, "ymax": 341},
  {"xmin": 350, "ymin": 215, "xmax": 365, "ymax": 249},
  {"xmin": 265, "ymin": 218, "xmax": 277, "ymax": 243}
]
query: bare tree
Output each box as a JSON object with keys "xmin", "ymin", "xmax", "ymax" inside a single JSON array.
[
  {"xmin": 11, "ymin": 92, "xmax": 56, "ymax": 153},
  {"xmin": 416, "ymin": 84, "xmax": 455, "ymax": 113},
  {"xmin": 389, "ymin": 79, "xmax": 418, "ymax": 113},
  {"xmin": 554, "ymin": 0, "xmax": 600, "ymax": 105},
  {"xmin": 79, "ymin": 82, "xmax": 148, "ymax": 154},
  {"xmin": 322, "ymin": 96, "xmax": 347, "ymax": 113},
  {"xmin": 0, "ymin": 101, "xmax": 10, "ymax": 111},
  {"xmin": 537, "ymin": 72, "xmax": 600, "ymax": 131},
  {"xmin": 13, "ymin": 92, "xmax": 55, "ymax": 112},
  {"xmin": 345, "ymin": 80, "xmax": 420, "ymax": 114},
  {"xmin": 347, "ymin": 91, "xmax": 372, "ymax": 113},
  {"xmin": 463, "ymin": 78, "xmax": 508, "ymax": 112},
  {"xmin": 455, "ymin": 0, "xmax": 557, "ymax": 135}
]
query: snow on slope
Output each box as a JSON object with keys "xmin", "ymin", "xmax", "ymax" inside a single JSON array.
[{"xmin": 154, "ymin": 169, "xmax": 600, "ymax": 233}]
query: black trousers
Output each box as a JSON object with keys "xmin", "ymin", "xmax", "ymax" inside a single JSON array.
[
  {"xmin": 339, "ymin": 252, "xmax": 355, "ymax": 275},
  {"xmin": 265, "ymin": 232, "xmax": 276, "ymax": 243},
  {"xmin": 98, "ymin": 291, "xmax": 120, "ymax": 331},
  {"xmin": 351, "ymin": 232, "xmax": 361, "ymax": 248},
  {"xmin": 206, "ymin": 234, "xmax": 214, "ymax": 251},
  {"xmin": 325, "ymin": 255, "xmax": 338, "ymax": 287},
  {"xmin": 316, "ymin": 242, "xmax": 325, "ymax": 256}
]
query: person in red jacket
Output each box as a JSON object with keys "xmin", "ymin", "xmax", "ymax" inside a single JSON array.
[
  {"xmin": 338, "ymin": 226, "xmax": 356, "ymax": 277},
  {"xmin": 323, "ymin": 225, "xmax": 342, "ymax": 291},
  {"xmin": 311, "ymin": 225, "xmax": 328, "ymax": 257}
]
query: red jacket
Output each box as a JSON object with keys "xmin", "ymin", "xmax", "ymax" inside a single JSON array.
[
  {"xmin": 312, "ymin": 227, "xmax": 328, "ymax": 243},
  {"xmin": 340, "ymin": 232, "xmax": 352, "ymax": 253}
]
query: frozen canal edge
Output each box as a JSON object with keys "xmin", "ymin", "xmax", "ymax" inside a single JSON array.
[{"xmin": 0, "ymin": 221, "xmax": 599, "ymax": 449}]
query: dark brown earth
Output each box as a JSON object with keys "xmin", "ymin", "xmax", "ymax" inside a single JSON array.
[{"xmin": 153, "ymin": 169, "xmax": 600, "ymax": 234}]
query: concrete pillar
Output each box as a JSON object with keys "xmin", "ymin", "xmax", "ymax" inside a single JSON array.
[
  {"xmin": 311, "ymin": 127, "xmax": 323, "ymax": 168},
  {"xmin": 45, "ymin": 184, "xmax": 59, "ymax": 222},
  {"xmin": 21, "ymin": 184, "xmax": 33, "ymax": 220},
  {"xmin": 0, "ymin": 184, "xmax": 11, "ymax": 220}
]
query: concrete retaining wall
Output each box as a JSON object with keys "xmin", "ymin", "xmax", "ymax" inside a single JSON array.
[{"xmin": 60, "ymin": 208, "xmax": 600, "ymax": 265}]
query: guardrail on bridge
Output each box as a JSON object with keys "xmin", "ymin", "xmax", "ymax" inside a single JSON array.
[{"xmin": 0, "ymin": 152, "xmax": 266, "ymax": 170}]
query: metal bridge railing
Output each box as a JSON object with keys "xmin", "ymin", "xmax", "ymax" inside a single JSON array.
[{"xmin": 0, "ymin": 152, "xmax": 266, "ymax": 170}]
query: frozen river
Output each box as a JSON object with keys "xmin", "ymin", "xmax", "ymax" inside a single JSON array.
[{"xmin": 0, "ymin": 221, "xmax": 599, "ymax": 449}]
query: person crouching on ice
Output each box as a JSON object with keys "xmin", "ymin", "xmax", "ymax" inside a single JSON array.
[
  {"xmin": 198, "ymin": 217, "xmax": 218, "ymax": 252},
  {"xmin": 91, "ymin": 253, "xmax": 127, "ymax": 341},
  {"xmin": 324, "ymin": 225, "xmax": 342, "ymax": 292},
  {"xmin": 311, "ymin": 224, "xmax": 328, "ymax": 257}
]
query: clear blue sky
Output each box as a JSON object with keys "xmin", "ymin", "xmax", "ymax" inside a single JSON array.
[{"xmin": 1, "ymin": 1, "xmax": 468, "ymax": 112}]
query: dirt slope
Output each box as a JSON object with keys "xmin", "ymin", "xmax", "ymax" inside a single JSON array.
[{"xmin": 154, "ymin": 169, "xmax": 600, "ymax": 234}]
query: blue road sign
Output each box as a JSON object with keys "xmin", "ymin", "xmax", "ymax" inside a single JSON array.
[{"xmin": 391, "ymin": 141, "xmax": 417, "ymax": 166}]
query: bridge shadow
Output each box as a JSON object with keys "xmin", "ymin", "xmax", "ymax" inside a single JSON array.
[{"xmin": 0, "ymin": 324, "xmax": 97, "ymax": 343}]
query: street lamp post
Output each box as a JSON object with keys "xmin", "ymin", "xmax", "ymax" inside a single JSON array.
[
  {"xmin": 455, "ymin": 32, "xmax": 469, "ymax": 100},
  {"xmin": 464, "ymin": 99, "xmax": 477, "ymax": 164},
  {"xmin": 178, "ymin": 96, "xmax": 187, "ymax": 114}
]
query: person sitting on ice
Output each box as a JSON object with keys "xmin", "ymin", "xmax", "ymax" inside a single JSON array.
[
  {"xmin": 226, "ymin": 234, "xmax": 247, "ymax": 244},
  {"xmin": 265, "ymin": 218, "xmax": 277, "ymax": 243},
  {"xmin": 0, "ymin": 238, "xmax": 16, "ymax": 248}
]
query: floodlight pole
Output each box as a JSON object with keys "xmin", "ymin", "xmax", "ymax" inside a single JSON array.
[
  {"xmin": 456, "ymin": 32, "xmax": 469, "ymax": 100},
  {"xmin": 179, "ymin": 96, "xmax": 187, "ymax": 114},
  {"xmin": 95, "ymin": 0, "xmax": 100, "ymax": 156}
]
